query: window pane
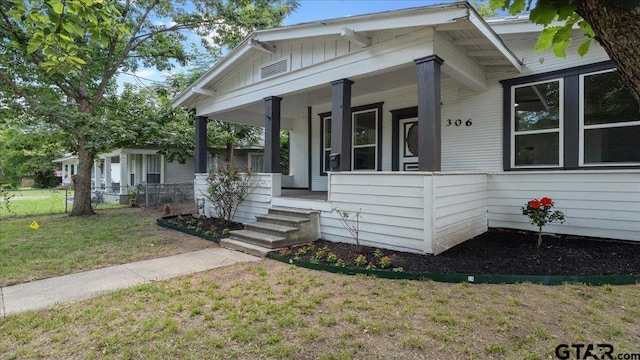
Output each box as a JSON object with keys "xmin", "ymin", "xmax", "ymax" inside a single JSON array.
[
  {"xmin": 147, "ymin": 155, "xmax": 160, "ymax": 173},
  {"xmin": 146, "ymin": 174, "xmax": 161, "ymax": 184},
  {"xmin": 584, "ymin": 71, "xmax": 639, "ymax": 125},
  {"xmin": 324, "ymin": 118, "xmax": 331, "ymax": 148},
  {"xmin": 585, "ymin": 125, "xmax": 640, "ymax": 163},
  {"xmin": 354, "ymin": 111, "xmax": 376, "ymax": 146},
  {"xmin": 515, "ymin": 81, "xmax": 560, "ymax": 131},
  {"xmin": 324, "ymin": 150, "xmax": 330, "ymax": 172},
  {"xmin": 515, "ymin": 132, "xmax": 559, "ymax": 166},
  {"xmin": 353, "ymin": 146, "xmax": 375, "ymax": 170}
]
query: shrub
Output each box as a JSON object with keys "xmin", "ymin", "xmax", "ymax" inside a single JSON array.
[{"xmin": 203, "ymin": 167, "xmax": 256, "ymax": 226}]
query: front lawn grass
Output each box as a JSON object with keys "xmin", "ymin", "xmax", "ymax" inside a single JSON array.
[
  {"xmin": 0, "ymin": 188, "xmax": 122, "ymax": 218},
  {"xmin": 1, "ymin": 261, "xmax": 639, "ymax": 359},
  {"xmin": 0, "ymin": 207, "xmax": 212, "ymax": 286}
]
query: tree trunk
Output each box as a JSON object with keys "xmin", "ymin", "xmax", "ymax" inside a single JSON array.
[
  {"xmin": 576, "ymin": 0, "xmax": 640, "ymax": 103},
  {"xmin": 226, "ymin": 143, "xmax": 235, "ymax": 169},
  {"xmin": 69, "ymin": 144, "xmax": 96, "ymax": 216}
]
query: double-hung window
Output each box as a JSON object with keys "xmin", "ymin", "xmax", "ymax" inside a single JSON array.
[
  {"xmin": 146, "ymin": 154, "xmax": 161, "ymax": 183},
  {"xmin": 502, "ymin": 61, "xmax": 639, "ymax": 170},
  {"xmin": 512, "ymin": 80, "xmax": 563, "ymax": 167},
  {"xmin": 320, "ymin": 103, "xmax": 382, "ymax": 174}
]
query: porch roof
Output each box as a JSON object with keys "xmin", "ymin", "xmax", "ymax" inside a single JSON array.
[{"xmin": 172, "ymin": 2, "xmax": 523, "ymax": 127}]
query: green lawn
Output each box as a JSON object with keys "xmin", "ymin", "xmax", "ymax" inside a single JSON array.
[
  {"xmin": 0, "ymin": 208, "xmax": 212, "ymax": 286},
  {"xmin": 0, "ymin": 188, "xmax": 125, "ymax": 218},
  {"xmin": 0, "ymin": 188, "xmax": 71, "ymax": 217},
  {"xmin": 1, "ymin": 261, "xmax": 638, "ymax": 359}
]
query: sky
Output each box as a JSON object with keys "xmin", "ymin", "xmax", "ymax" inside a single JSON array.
[{"xmin": 117, "ymin": 0, "xmax": 458, "ymax": 89}]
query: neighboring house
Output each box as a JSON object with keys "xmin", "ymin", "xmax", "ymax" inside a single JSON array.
[
  {"xmin": 52, "ymin": 153, "xmax": 79, "ymax": 185},
  {"xmin": 55, "ymin": 146, "xmax": 262, "ymax": 203},
  {"xmin": 173, "ymin": 2, "xmax": 640, "ymax": 254}
]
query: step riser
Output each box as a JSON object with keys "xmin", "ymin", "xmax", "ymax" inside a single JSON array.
[
  {"xmin": 268, "ymin": 208, "xmax": 318, "ymax": 219},
  {"xmin": 255, "ymin": 215, "xmax": 309, "ymax": 228},
  {"xmin": 244, "ymin": 223, "xmax": 296, "ymax": 239},
  {"xmin": 229, "ymin": 234, "xmax": 300, "ymax": 249},
  {"xmin": 220, "ymin": 239, "xmax": 271, "ymax": 257}
]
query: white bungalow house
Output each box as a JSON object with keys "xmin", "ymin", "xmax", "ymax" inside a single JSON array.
[
  {"xmin": 173, "ymin": 2, "xmax": 640, "ymax": 254},
  {"xmin": 52, "ymin": 153, "xmax": 79, "ymax": 185},
  {"xmin": 95, "ymin": 145, "xmax": 264, "ymax": 203}
]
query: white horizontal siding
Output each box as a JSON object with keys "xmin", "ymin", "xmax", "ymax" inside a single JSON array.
[
  {"xmin": 326, "ymin": 173, "xmax": 428, "ymax": 254},
  {"xmin": 488, "ymin": 171, "xmax": 640, "ymax": 241},
  {"xmin": 433, "ymin": 174, "xmax": 488, "ymax": 254},
  {"xmin": 196, "ymin": 173, "xmax": 278, "ymax": 225},
  {"xmin": 165, "ymin": 158, "xmax": 195, "ymax": 184}
]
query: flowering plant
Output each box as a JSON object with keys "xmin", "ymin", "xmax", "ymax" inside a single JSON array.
[
  {"xmin": 522, "ymin": 197, "xmax": 565, "ymax": 247},
  {"xmin": 354, "ymin": 254, "xmax": 368, "ymax": 267}
]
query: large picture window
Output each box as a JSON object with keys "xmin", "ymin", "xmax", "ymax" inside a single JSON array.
[
  {"xmin": 580, "ymin": 69, "xmax": 640, "ymax": 165},
  {"xmin": 320, "ymin": 103, "xmax": 382, "ymax": 174},
  {"xmin": 502, "ymin": 61, "xmax": 639, "ymax": 170}
]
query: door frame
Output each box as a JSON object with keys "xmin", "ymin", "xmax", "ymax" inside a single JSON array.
[{"xmin": 391, "ymin": 106, "xmax": 419, "ymax": 171}]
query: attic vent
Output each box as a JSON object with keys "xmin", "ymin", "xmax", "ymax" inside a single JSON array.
[{"xmin": 260, "ymin": 58, "xmax": 289, "ymax": 80}]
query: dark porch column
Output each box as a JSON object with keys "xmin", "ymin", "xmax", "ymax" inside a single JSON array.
[
  {"xmin": 330, "ymin": 79, "xmax": 354, "ymax": 171},
  {"xmin": 195, "ymin": 116, "xmax": 208, "ymax": 173},
  {"xmin": 264, "ymin": 96, "xmax": 282, "ymax": 173},
  {"xmin": 414, "ymin": 55, "xmax": 444, "ymax": 171}
]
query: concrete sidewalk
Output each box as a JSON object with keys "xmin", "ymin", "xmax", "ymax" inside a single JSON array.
[{"xmin": 0, "ymin": 248, "xmax": 260, "ymax": 317}]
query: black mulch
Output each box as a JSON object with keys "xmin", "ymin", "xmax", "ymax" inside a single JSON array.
[
  {"xmin": 286, "ymin": 230, "xmax": 640, "ymax": 276},
  {"xmin": 159, "ymin": 214, "xmax": 243, "ymax": 239}
]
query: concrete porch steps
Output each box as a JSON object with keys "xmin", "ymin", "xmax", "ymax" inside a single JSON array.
[{"xmin": 222, "ymin": 207, "xmax": 320, "ymax": 257}]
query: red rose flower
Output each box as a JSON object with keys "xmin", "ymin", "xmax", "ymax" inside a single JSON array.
[
  {"xmin": 529, "ymin": 199, "xmax": 541, "ymax": 209},
  {"xmin": 540, "ymin": 197, "xmax": 553, "ymax": 206}
]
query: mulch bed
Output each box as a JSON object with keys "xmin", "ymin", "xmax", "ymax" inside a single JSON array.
[
  {"xmin": 284, "ymin": 230, "xmax": 640, "ymax": 276},
  {"xmin": 158, "ymin": 214, "xmax": 243, "ymax": 240}
]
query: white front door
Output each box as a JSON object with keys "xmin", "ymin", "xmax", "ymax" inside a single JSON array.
[{"xmin": 399, "ymin": 118, "xmax": 419, "ymax": 171}]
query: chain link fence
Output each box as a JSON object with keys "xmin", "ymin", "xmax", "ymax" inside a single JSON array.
[{"xmin": 0, "ymin": 182, "xmax": 195, "ymax": 218}]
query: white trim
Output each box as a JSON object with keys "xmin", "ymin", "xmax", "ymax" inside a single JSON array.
[
  {"xmin": 351, "ymin": 108, "xmax": 378, "ymax": 171},
  {"xmin": 579, "ymin": 68, "xmax": 640, "ymax": 167},
  {"xmin": 510, "ymin": 78, "xmax": 564, "ymax": 169},
  {"xmin": 322, "ymin": 116, "xmax": 332, "ymax": 174}
]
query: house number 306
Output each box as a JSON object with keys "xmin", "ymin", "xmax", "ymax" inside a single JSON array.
[{"xmin": 445, "ymin": 119, "xmax": 472, "ymax": 126}]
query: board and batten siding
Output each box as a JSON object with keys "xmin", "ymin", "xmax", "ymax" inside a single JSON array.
[
  {"xmin": 488, "ymin": 171, "xmax": 640, "ymax": 241},
  {"xmin": 215, "ymin": 29, "xmax": 421, "ymax": 98},
  {"xmin": 195, "ymin": 173, "xmax": 280, "ymax": 225},
  {"xmin": 433, "ymin": 174, "xmax": 488, "ymax": 254}
]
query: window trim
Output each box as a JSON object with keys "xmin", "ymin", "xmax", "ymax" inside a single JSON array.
[
  {"xmin": 510, "ymin": 78, "xmax": 564, "ymax": 169},
  {"xmin": 351, "ymin": 108, "xmax": 379, "ymax": 171},
  {"xmin": 578, "ymin": 69, "xmax": 640, "ymax": 167},
  {"xmin": 319, "ymin": 102, "xmax": 383, "ymax": 176}
]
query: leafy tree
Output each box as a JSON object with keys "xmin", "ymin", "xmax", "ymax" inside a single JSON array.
[
  {"xmin": 490, "ymin": 0, "xmax": 640, "ymax": 103},
  {"xmin": 0, "ymin": 0, "xmax": 298, "ymax": 216},
  {"xmin": 162, "ymin": 66, "xmax": 262, "ymax": 169}
]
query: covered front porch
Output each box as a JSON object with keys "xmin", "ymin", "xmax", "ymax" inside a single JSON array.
[
  {"xmin": 195, "ymin": 171, "xmax": 488, "ymax": 255},
  {"xmin": 179, "ymin": 3, "xmax": 521, "ymax": 254}
]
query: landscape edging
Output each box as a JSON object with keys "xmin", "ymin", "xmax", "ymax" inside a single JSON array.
[
  {"xmin": 156, "ymin": 216, "xmax": 220, "ymax": 243},
  {"xmin": 267, "ymin": 253, "xmax": 640, "ymax": 286}
]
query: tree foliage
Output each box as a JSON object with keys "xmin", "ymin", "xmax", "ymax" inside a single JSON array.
[
  {"xmin": 0, "ymin": 0, "xmax": 298, "ymax": 215},
  {"xmin": 489, "ymin": 0, "xmax": 640, "ymax": 103}
]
